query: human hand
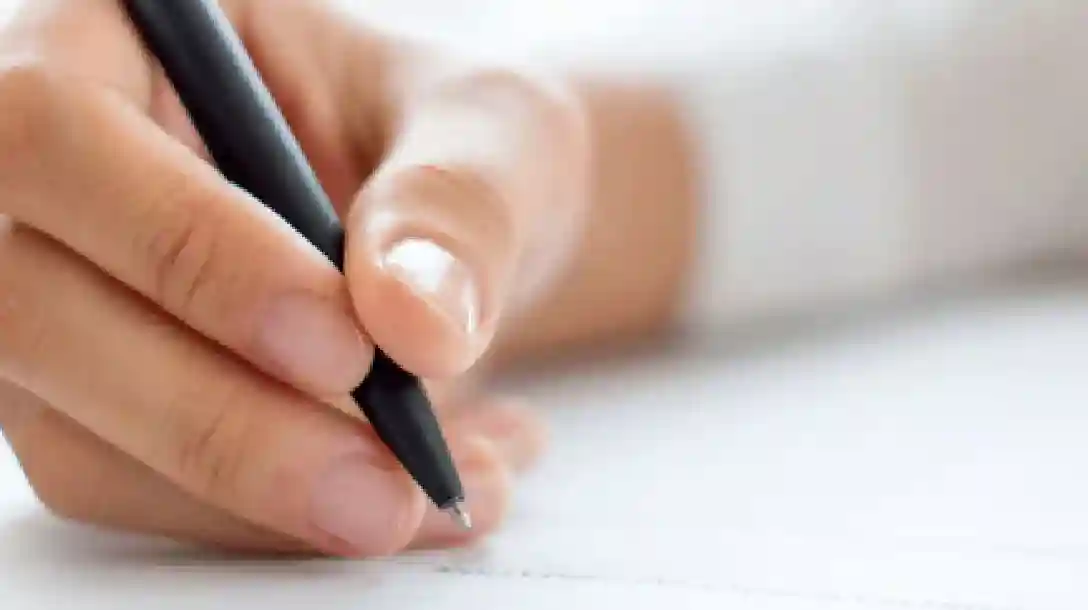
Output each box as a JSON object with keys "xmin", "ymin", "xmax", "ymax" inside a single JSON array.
[{"xmin": 0, "ymin": 0, "xmax": 585, "ymax": 557}]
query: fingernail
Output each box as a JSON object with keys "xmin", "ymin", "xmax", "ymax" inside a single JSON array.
[
  {"xmin": 413, "ymin": 436, "xmax": 512, "ymax": 547},
  {"xmin": 259, "ymin": 294, "xmax": 372, "ymax": 395},
  {"xmin": 310, "ymin": 453, "xmax": 419, "ymax": 555},
  {"xmin": 380, "ymin": 238, "xmax": 480, "ymax": 336}
]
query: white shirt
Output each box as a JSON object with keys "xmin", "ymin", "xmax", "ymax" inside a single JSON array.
[
  {"xmin": 668, "ymin": 1, "xmax": 1088, "ymax": 326},
  {"xmin": 418, "ymin": 0, "xmax": 1088, "ymax": 327}
]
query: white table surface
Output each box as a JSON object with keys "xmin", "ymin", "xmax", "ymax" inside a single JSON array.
[{"xmin": 4, "ymin": 277, "xmax": 1088, "ymax": 610}]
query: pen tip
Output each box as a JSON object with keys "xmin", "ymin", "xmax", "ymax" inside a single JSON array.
[{"xmin": 444, "ymin": 501, "xmax": 472, "ymax": 530}]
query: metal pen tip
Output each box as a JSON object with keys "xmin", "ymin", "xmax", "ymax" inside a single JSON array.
[{"xmin": 444, "ymin": 501, "xmax": 472, "ymax": 530}]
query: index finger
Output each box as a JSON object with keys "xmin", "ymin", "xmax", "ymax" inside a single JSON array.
[{"xmin": 0, "ymin": 0, "xmax": 373, "ymax": 396}]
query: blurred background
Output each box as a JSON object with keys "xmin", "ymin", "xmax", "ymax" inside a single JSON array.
[{"xmin": 336, "ymin": 0, "xmax": 1088, "ymax": 327}]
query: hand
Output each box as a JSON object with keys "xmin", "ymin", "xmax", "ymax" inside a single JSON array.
[{"xmin": 0, "ymin": 0, "xmax": 585, "ymax": 557}]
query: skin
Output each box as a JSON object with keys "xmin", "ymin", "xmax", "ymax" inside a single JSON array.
[{"xmin": 0, "ymin": 0, "xmax": 696, "ymax": 557}]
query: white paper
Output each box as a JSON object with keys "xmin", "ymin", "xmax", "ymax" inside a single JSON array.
[{"xmin": 3, "ymin": 281, "xmax": 1088, "ymax": 609}]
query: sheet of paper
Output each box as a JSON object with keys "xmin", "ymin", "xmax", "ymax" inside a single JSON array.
[{"xmin": 3, "ymin": 281, "xmax": 1088, "ymax": 609}]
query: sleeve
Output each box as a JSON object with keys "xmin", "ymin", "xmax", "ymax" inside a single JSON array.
[{"xmin": 671, "ymin": 1, "xmax": 1088, "ymax": 328}]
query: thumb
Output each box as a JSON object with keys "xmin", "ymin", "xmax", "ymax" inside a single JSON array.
[{"xmin": 345, "ymin": 70, "xmax": 587, "ymax": 379}]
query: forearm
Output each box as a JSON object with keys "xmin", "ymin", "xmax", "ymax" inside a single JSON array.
[{"xmin": 482, "ymin": 2, "xmax": 1088, "ymax": 372}]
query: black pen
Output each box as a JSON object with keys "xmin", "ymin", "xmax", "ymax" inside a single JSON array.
[{"xmin": 120, "ymin": 0, "xmax": 470, "ymax": 528}]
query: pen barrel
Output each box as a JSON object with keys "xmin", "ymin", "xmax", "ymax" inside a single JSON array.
[
  {"xmin": 353, "ymin": 358, "xmax": 464, "ymax": 509},
  {"xmin": 122, "ymin": 0, "xmax": 345, "ymax": 265},
  {"xmin": 123, "ymin": 0, "xmax": 465, "ymax": 509}
]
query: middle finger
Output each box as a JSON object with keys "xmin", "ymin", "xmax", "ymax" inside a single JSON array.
[{"xmin": 0, "ymin": 223, "xmax": 439, "ymax": 557}]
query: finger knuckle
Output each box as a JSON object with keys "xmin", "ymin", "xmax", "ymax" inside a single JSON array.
[
  {"xmin": 445, "ymin": 67, "xmax": 588, "ymax": 151},
  {"xmin": 169, "ymin": 385, "xmax": 260, "ymax": 503},
  {"xmin": 142, "ymin": 188, "xmax": 222, "ymax": 316}
]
